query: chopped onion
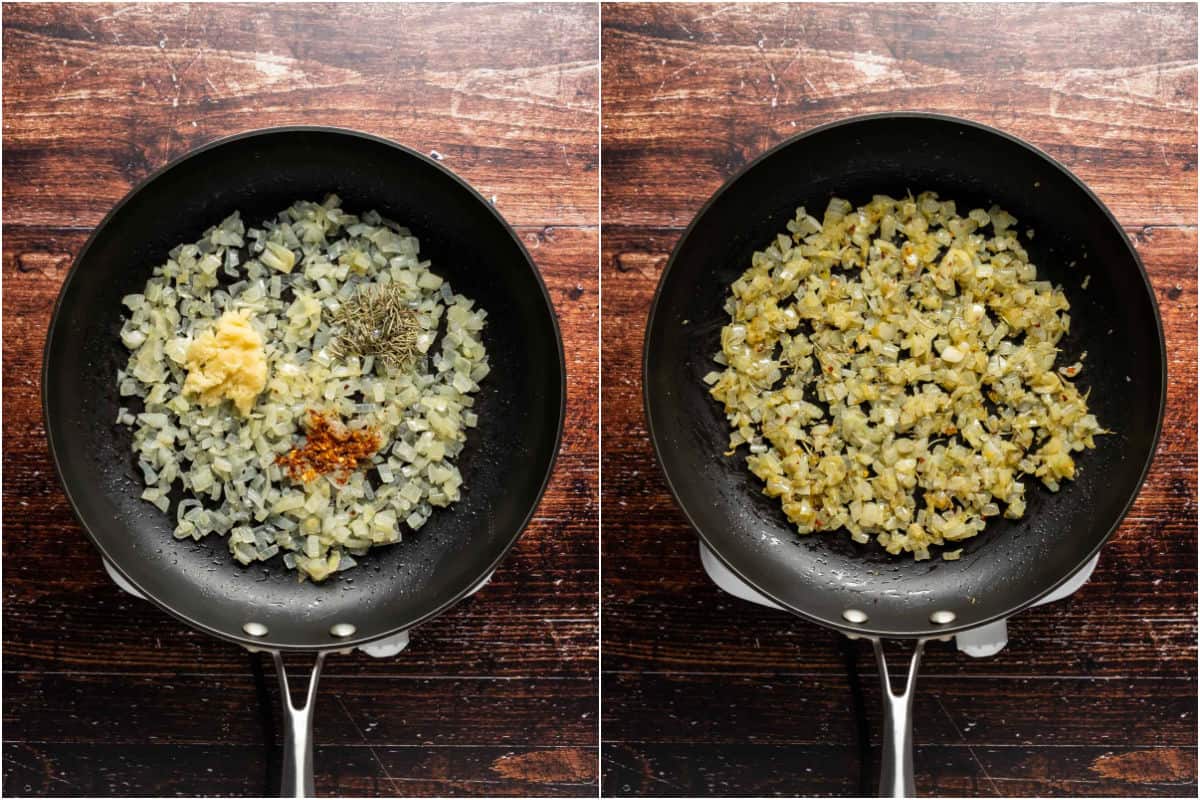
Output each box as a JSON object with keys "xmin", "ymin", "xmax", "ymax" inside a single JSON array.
[
  {"xmin": 710, "ymin": 192, "xmax": 1101, "ymax": 559},
  {"xmin": 116, "ymin": 195, "xmax": 489, "ymax": 582}
]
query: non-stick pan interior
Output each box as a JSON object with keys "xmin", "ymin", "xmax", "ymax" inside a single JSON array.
[
  {"xmin": 645, "ymin": 114, "xmax": 1164, "ymax": 637},
  {"xmin": 44, "ymin": 128, "xmax": 564, "ymax": 650}
]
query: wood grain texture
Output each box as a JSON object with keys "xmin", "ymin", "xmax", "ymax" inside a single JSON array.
[
  {"xmin": 600, "ymin": 3, "xmax": 1197, "ymax": 798},
  {"xmin": 2, "ymin": 3, "xmax": 598, "ymax": 228},
  {"xmin": 602, "ymin": 2, "xmax": 1197, "ymax": 229},
  {"xmin": 2, "ymin": 3, "xmax": 598, "ymax": 797},
  {"xmin": 4, "ymin": 743, "xmax": 597, "ymax": 798},
  {"xmin": 603, "ymin": 671, "xmax": 1197, "ymax": 764},
  {"xmin": 603, "ymin": 743, "xmax": 1197, "ymax": 798}
]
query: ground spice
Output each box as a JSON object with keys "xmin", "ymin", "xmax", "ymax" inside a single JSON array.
[{"xmin": 276, "ymin": 410, "xmax": 380, "ymax": 484}]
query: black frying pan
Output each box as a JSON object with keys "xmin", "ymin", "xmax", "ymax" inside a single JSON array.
[
  {"xmin": 43, "ymin": 127, "xmax": 565, "ymax": 796},
  {"xmin": 644, "ymin": 113, "xmax": 1165, "ymax": 796}
]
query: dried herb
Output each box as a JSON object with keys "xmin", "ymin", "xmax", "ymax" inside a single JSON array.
[{"xmin": 330, "ymin": 283, "xmax": 420, "ymax": 369}]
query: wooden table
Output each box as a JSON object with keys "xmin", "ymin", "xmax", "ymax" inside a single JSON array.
[
  {"xmin": 601, "ymin": 3, "xmax": 1197, "ymax": 797},
  {"xmin": 2, "ymin": 4, "xmax": 598, "ymax": 796}
]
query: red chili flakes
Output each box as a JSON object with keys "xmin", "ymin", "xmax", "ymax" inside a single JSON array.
[{"xmin": 276, "ymin": 410, "xmax": 380, "ymax": 484}]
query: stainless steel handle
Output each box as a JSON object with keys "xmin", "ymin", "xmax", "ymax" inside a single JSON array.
[
  {"xmin": 872, "ymin": 639, "xmax": 925, "ymax": 798},
  {"xmin": 272, "ymin": 651, "xmax": 326, "ymax": 798}
]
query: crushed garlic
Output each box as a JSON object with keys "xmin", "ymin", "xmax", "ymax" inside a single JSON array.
[{"xmin": 183, "ymin": 310, "xmax": 267, "ymax": 415}]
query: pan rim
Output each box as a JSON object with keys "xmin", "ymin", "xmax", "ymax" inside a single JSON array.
[
  {"xmin": 642, "ymin": 110, "xmax": 1168, "ymax": 639},
  {"xmin": 42, "ymin": 124, "xmax": 568, "ymax": 652}
]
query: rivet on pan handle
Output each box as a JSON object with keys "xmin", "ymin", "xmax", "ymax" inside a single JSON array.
[
  {"xmin": 329, "ymin": 623, "xmax": 357, "ymax": 638},
  {"xmin": 243, "ymin": 622, "xmax": 269, "ymax": 637}
]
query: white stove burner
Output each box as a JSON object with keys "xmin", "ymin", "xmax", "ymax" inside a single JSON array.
[
  {"xmin": 698, "ymin": 542, "xmax": 1098, "ymax": 657},
  {"xmin": 101, "ymin": 557, "xmax": 494, "ymax": 659}
]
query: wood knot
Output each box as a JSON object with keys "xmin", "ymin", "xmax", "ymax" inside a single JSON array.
[{"xmin": 16, "ymin": 252, "xmax": 70, "ymax": 274}]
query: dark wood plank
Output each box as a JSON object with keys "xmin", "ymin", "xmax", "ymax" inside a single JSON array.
[
  {"xmin": 2, "ymin": 672, "xmax": 596, "ymax": 748},
  {"xmin": 371, "ymin": 746, "xmax": 597, "ymax": 797},
  {"xmin": 602, "ymin": 743, "xmax": 1197, "ymax": 798},
  {"xmin": 600, "ymin": 3, "xmax": 1197, "ymax": 797},
  {"xmin": 974, "ymin": 746, "xmax": 1197, "ymax": 797},
  {"xmin": 601, "ymin": 2, "xmax": 1197, "ymax": 229},
  {"xmin": 602, "ymin": 741, "xmax": 873, "ymax": 797},
  {"xmin": 2, "ymin": 3, "xmax": 598, "ymax": 797},
  {"xmin": 602, "ymin": 672, "xmax": 1196, "ymax": 748},
  {"xmin": 2, "ymin": 3, "xmax": 599, "ymax": 229},
  {"xmin": 3, "ymin": 742, "xmax": 596, "ymax": 798}
]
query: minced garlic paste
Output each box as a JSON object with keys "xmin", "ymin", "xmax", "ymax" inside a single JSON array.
[{"xmin": 183, "ymin": 310, "xmax": 267, "ymax": 415}]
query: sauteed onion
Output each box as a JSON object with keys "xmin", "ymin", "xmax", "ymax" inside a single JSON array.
[{"xmin": 706, "ymin": 193, "xmax": 1102, "ymax": 559}]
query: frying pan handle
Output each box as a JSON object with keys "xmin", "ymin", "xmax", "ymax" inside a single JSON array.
[
  {"xmin": 872, "ymin": 639, "xmax": 925, "ymax": 798},
  {"xmin": 272, "ymin": 651, "xmax": 327, "ymax": 798}
]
